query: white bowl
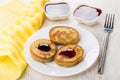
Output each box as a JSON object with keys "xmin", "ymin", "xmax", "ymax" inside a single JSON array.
[
  {"xmin": 44, "ymin": 2, "xmax": 70, "ymax": 20},
  {"xmin": 73, "ymin": 4, "xmax": 102, "ymax": 25}
]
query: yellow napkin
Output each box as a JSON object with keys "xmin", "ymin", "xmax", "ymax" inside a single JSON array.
[{"xmin": 0, "ymin": 0, "xmax": 47, "ymax": 80}]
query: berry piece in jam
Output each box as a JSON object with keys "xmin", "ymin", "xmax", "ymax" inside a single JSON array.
[
  {"xmin": 38, "ymin": 43, "xmax": 51, "ymax": 52},
  {"xmin": 59, "ymin": 48, "xmax": 76, "ymax": 58}
]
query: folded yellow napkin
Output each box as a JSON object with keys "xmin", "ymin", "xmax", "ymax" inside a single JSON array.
[{"xmin": 0, "ymin": 0, "xmax": 47, "ymax": 80}]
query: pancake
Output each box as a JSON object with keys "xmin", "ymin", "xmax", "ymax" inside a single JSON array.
[
  {"xmin": 30, "ymin": 39, "xmax": 57, "ymax": 62},
  {"xmin": 55, "ymin": 44, "xmax": 84, "ymax": 67},
  {"xmin": 49, "ymin": 26, "xmax": 79, "ymax": 45}
]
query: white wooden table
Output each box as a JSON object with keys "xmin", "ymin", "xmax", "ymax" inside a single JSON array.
[{"xmin": 21, "ymin": 0, "xmax": 120, "ymax": 80}]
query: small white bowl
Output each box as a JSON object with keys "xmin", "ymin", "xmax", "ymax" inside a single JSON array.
[
  {"xmin": 44, "ymin": 2, "xmax": 70, "ymax": 20},
  {"xmin": 73, "ymin": 4, "xmax": 102, "ymax": 25}
]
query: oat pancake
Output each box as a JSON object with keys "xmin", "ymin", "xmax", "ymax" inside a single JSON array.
[
  {"xmin": 30, "ymin": 39, "xmax": 57, "ymax": 62},
  {"xmin": 55, "ymin": 44, "xmax": 84, "ymax": 67},
  {"xmin": 49, "ymin": 26, "xmax": 79, "ymax": 44}
]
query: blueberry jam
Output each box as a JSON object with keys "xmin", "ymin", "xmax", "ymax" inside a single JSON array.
[
  {"xmin": 38, "ymin": 43, "xmax": 51, "ymax": 52},
  {"xmin": 59, "ymin": 48, "xmax": 76, "ymax": 58}
]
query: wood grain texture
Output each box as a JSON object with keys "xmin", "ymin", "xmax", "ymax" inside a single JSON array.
[{"xmin": 21, "ymin": 0, "xmax": 120, "ymax": 80}]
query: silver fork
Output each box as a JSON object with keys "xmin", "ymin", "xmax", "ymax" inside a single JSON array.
[{"xmin": 98, "ymin": 14, "xmax": 115, "ymax": 74}]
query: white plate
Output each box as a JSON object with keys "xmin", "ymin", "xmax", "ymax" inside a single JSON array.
[{"xmin": 24, "ymin": 24, "xmax": 100, "ymax": 77}]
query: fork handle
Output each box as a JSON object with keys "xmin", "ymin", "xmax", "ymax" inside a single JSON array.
[{"xmin": 98, "ymin": 32, "xmax": 110, "ymax": 74}]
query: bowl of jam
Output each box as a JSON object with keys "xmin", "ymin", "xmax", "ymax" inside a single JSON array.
[
  {"xmin": 44, "ymin": 2, "xmax": 70, "ymax": 20},
  {"xmin": 73, "ymin": 4, "xmax": 102, "ymax": 25}
]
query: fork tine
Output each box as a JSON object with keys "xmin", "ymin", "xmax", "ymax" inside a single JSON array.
[
  {"xmin": 106, "ymin": 14, "xmax": 111, "ymax": 28},
  {"xmin": 104, "ymin": 14, "xmax": 108, "ymax": 28},
  {"xmin": 109, "ymin": 14, "xmax": 113, "ymax": 28},
  {"xmin": 111, "ymin": 14, "xmax": 115, "ymax": 29}
]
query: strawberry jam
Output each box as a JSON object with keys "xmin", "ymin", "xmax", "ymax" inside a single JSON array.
[
  {"xmin": 59, "ymin": 48, "xmax": 76, "ymax": 58},
  {"xmin": 38, "ymin": 43, "xmax": 51, "ymax": 52}
]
